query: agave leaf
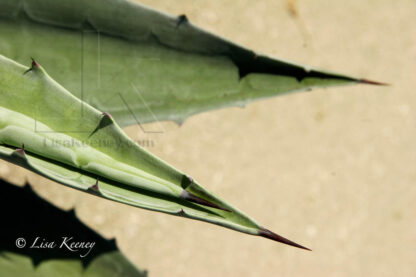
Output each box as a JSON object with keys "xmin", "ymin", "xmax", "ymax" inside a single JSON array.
[
  {"xmin": 0, "ymin": 178, "xmax": 147, "ymax": 277},
  {"xmin": 0, "ymin": 55, "xmax": 309, "ymax": 249},
  {"xmin": 0, "ymin": 0, "xmax": 382, "ymax": 127}
]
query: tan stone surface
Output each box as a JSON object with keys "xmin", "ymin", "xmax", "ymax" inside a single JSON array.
[{"xmin": 2, "ymin": 0, "xmax": 415, "ymax": 276}]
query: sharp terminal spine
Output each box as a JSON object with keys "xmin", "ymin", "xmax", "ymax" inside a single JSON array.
[
  {"xmin": 258, "ymin": 227, "xmax": 311, "ymax": 251},
  {"xmin": 359, "ymin": 79, "xmax": 390, "ymax": 86}
]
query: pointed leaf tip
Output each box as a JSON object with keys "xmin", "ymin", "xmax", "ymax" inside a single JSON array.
[
  {"xmin": 258, "ymin": 227, "xmax": 311, "ymax": 251},
  {"xmin": 358, "ymin": 79, "xmax": 390, "ymax": 86}
]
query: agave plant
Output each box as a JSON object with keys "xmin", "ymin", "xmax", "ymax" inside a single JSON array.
[
  {"xmin": 0, "ymin": 55, "xmax": 314, "ymax": 249},
  {"xmin": 0, "ymin": 0, "xmax": 383, "ymax": 127},
  {"xmin": 0, "ymin": 0, "xmax": 384, "ymax": 252}
]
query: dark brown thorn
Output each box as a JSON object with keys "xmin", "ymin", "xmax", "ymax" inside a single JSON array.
[
  {"xmin": 102, "ymin": 112, "xmax": 113, "ymax": 120},
  {"xmin": 31, "ymin": 57, "xmax": 40, "ymax": 68},
  {"xmin": 88, "ymin": 179, "xmax": 100, "ymax": 193},
  {"xmin": 258, "ymin": 227, "xmax": 311, "ymax": 251},
  {"xmin": 177, "ymin": 209, "xmax": 186, "ymax": 216},
  {"xmin": 23, "ymin": 58, "xmax": 40, "ymax": 75},
  {"xmin": 358, "ymin": 79, "xmax": 390, "ymax": 86},
  {"xmin": 16, "ymin": 144, "xmax": 25, "ymax": 155},
  {"xmin": 181, "ymin": 190, "xmax": 231, "ymax": 212},
  {"xmin": 88, "ymin": 113, "xmax": 114, "ymax": 138}
]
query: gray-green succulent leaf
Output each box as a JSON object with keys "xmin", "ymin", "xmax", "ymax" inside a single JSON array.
[
  {"xmin": 0, "ymin": 0, "xmax": 383, "ymax": 127},
  {"xmin": 0, "ymin": 55, "xmax": 309, "ymax": 250}
]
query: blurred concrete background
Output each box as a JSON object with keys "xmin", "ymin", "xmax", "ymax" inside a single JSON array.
[{"xmin": 1, "ymin": 0, "xmax": 415, "ymax": 276}]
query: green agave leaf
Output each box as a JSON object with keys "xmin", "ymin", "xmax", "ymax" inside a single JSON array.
[
  {"xmin": 0, "ymin": 55, "xmax": 309, "ymax": 250},
  {"xmin": 0, "ymin": 0, "xmax": 382, "ymax": 127},
  {"xmin": 0, "ymin": 178, "xmax": 147, "ymax": 277}
]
